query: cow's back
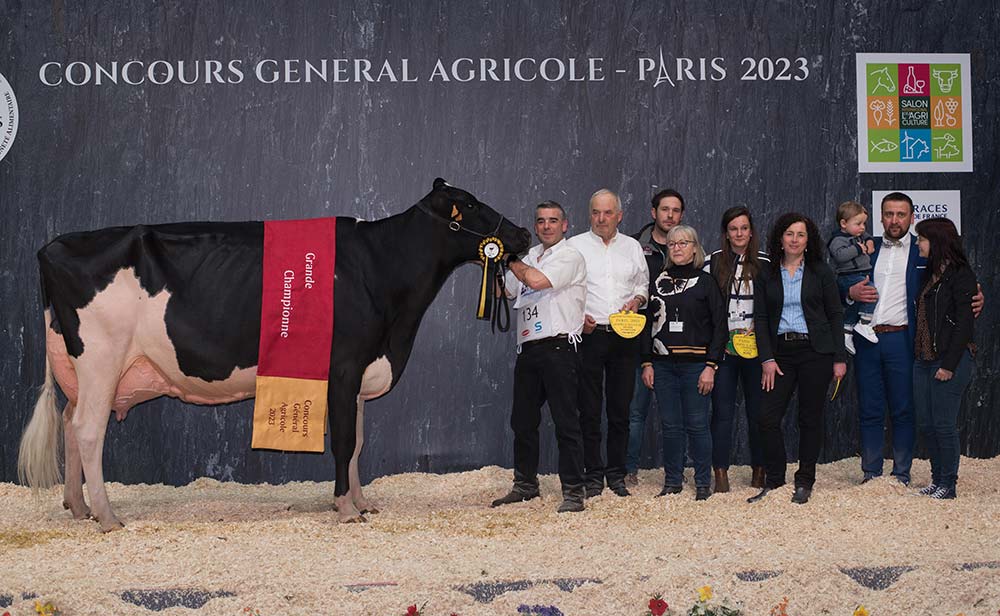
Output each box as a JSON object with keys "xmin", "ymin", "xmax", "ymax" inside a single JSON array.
[{"xmin": 40, "ymin": 222, "xmax": 266, "ymax": 384}]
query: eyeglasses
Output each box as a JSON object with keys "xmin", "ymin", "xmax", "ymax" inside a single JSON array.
[{"xmin": 667, "ymin": 240, "xmax": 693, "ymax": 249}]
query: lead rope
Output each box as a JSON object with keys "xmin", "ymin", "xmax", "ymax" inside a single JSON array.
[{"xmin": 492, "ymin": 260, "xmax": 511, "ymax": 333}]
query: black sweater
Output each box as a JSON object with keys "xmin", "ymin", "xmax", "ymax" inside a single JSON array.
[
  {"xmin": 641, "ymin": 262, "xmax": 727, "ymax": 365},
  {"xmin": 917, "ymin": 263, "xmax": 977, "ymax": 372}
]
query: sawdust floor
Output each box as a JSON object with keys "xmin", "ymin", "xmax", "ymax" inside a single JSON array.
[{"xmin": 1, "ymin": 456, "xmax": 999, "ymax": 616}]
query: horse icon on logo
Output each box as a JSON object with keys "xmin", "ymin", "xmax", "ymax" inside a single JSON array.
[{"xmin": 869, "ymin": 66, "xmax": 896, "ymax": 94}]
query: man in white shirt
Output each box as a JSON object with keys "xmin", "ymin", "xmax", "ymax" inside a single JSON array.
[
  {"xmin": 568, "ymin": 189, "xmax": 649, "ymax": 497},
  {"xmin": 491, "ymin": 201, "xmax": 589, "ymax": 513},
  {"xmin": 849, "ymin": 192, "xmax": 982, "ymax": 484}
]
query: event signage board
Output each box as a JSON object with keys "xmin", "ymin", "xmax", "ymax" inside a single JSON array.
[
  {"xmin": 0, "ymin": 70, "xmax": 17, "ymax": 162},
  {"xmin": 871, "ymin": 190, "xmax": 961, "ymax": 236},
  {"xmin": 856, "ymin": 53, "xmax": 973, "ymax": 173}
]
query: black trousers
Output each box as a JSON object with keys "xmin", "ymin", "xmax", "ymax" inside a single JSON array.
[
  {"xmin": 511, "ymin": 336, "xmax": 585, "ymax": 495},
  {"xmin": 758, "ymin": 339, "xmax": 833, "ymax": 489},
  {"xmin": 578, "ymin": 329, "xmax": 639, "ymax": 489}
]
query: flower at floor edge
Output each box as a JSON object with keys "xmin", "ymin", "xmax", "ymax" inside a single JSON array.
[
  {"xmin": 649, "ymin": 596, "xmax": 669, "ymax": 616},
  {"xmin": 406, "ymin": 605, "xmax": 418, "ymax": 616},
  {"xmin": 697, "ymin": 585, "xmax": 713, "ymax": 602},
  {"xmin": 853, "ymin": 606, "xmax": 870, "ymax": 616}
]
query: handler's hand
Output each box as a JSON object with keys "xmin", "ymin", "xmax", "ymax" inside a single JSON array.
[
  {"xmin": 621, "ymin": 298, "xmax": 641, "ymax": 313},
  {"xmin": 972, "ymin": 284, "xmax": 984, "ymax": 318},
  {"xmin": 849, "ymin": 277, "xmax": 879, "ymax": 303},
  {"xmin": 583, "ymin": 315, "xmax": 597, "ymax": 335},
  {"xmin": 698, "ymin": 367, "xmax": 715, "ymax": 396},
  {"xmin": 761, "ymin": 360, "xmax": 783, "ymax": 392},
  {"xmin": 935, "ymin": 368, "xmax": 954, "ymax": 381},
  {"xmin": 833, "ymin": 362, "xmax": 847, "ymax": 381},
  {"xmin": 642, "ymin": 365, "xmax": 655, "ymax": 389}
]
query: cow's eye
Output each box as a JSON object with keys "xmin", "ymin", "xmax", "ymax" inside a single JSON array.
[{"xmin": 465, "ymin": 202, "xmax": 475, "ymax": 209}]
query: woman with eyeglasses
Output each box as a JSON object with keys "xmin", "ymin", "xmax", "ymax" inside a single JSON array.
[
  {"xmin": 704, "ymin": 206, "xmax": 770, "ymax": 492},
  {"xmin": 912, "ymin": 217, "xmax": 977, "ymax": 499},
  {"xmin": 640, "ymin": 225, "xmax": 727, "ymax": 500},
  {"xmin": 749, "ymin": 213, "xmax": 847, "ymax": 505}
]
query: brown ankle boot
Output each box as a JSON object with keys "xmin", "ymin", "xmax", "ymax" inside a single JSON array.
[
  {"xmin": 713, "ymin": 468, "xmax": 730, "ymax": 493},
  {"xmin": 751, "ymin": 466, "xmax": 766, "ymax": 489}
]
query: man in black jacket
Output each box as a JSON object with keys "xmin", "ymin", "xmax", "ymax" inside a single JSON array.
[{"xmin": 625, "ymin": 189, "xmax": 685, "ymax": 486}]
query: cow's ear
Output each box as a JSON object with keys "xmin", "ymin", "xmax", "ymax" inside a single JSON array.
[{"xmin": 433, "ymin": 178, "xmax": 448, "ymax": 191}]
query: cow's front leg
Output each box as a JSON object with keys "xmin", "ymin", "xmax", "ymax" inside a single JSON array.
[
  {"xmin": 61, "ymin": 403, "xmax": 91, "ymax": 520},
  {"xmin": 349, "ymin": 397, "xmax": 378, "ymax": 514},
  {"xmin": 330, "ymin": 384, "xmax": 365, "ymax": 523}
]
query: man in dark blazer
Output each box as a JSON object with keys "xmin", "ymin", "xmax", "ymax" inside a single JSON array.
[{"xmin": 848, "ymin": 192, "xmax": 982, "ymax": 485}]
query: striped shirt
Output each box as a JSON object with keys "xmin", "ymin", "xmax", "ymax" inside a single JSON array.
[
  {"xmin": 777, "ymin": 264, "xmax": 808, "ymax": 334},
  {"xmin": 704, "ymin": 250, "xmax": 771, "ymax": 332}
]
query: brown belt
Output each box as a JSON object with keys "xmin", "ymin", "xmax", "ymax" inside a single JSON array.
[{"xmin": 873, "ymin": 324, "xmax": 908, "ymax": 334}]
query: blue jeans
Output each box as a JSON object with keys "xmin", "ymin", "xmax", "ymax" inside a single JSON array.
[
  {"xmin": 838, "ymin": 272, "xmax": 875, "ymax": 327},
  {"xmin": 625, "ymin": 367, "xmax": 654, "ymax": 474},
  {"xmin": 913, "ymin": 351, "xmax": 974, "ymax": 489},
  {"xmin": 652, "ymin": 361, "xmax": 711, "ymax": 488},
  {"xmin": 855, "ymin": 330, "xmax": 916, "ymax": 483},
  {"xmin": 711, "ymin": 354, "xmax": 764, "ymax": 469}
]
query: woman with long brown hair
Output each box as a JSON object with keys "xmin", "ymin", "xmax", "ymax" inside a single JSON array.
[
  {"xmin": 704, "ymin": 207, "xmax": 770, "ymax": 491},
  {"xmin": 912, "ymin": 217, "xmax": 977, "ymax": 499},
  {"xmin": 749, "ymin": 213, "xmax": 847, "ymax": 505}
]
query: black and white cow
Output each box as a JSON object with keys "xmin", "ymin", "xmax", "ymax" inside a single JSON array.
[{"xmin": 18, "ymin": 178, "xmax": 530, "ymax": 532}]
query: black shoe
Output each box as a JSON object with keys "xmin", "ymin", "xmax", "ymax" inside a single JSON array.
[
  {"xmin": 791, "ymin": 486, "xmax": 811, "ymax": 504},
  {"xmin": 585, "ymin": 486, "xmax": 603, "ymax": 498},
  {"xmin": 917, "ymin": 483, "xmax": 940, "ymax": 496},
  {"xmin": 928, "ymin": 485, "xmax": 956, "ymax": 499},
  {"xmin": 657, "ymin": 485, "xmax": 683, "ymax": 497},
  {"xmin": 861, "ymin": 473, "xmax": 878, "ymax": 484},
  {"xmin": 747, "ymin": 488, "xmax": 770, "ymax": 503},
  {"xmin": 490, "ymin": 487, "xmax": 540, "ymax": 508},
  {"xmin": 695, "ymin": 486, "xmax": 712, "ymax": 501},
  {"xmin": 557, "ymin": 498, "xmax": 585, "ymax": 513},
  {"xmin": 609, "ymin": 484, "xmax": 630, "ymax": 497}
]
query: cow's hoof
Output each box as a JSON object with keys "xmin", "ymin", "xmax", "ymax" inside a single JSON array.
[
  {"xmin": 338, "ymin": 513, "xmax": 367, "ymax": 523},
  {"xmin": 360, "ymin": 506, "xmax": 380, "ymax": 515},
  {"xmin": 99, "ymin": 518, "xmax": 125, "ymax": 533},
  {"xmin": 63, "ymin": 501, "xmax": 93, "ymax": 520}
]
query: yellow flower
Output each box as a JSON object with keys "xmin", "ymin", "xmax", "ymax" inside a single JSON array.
[
  {"xmin": 697, "ymin": 585, "xmax": 713, "ymax": 602},
  {"xmin": 853, "ymin": 606, "xmax": 870, "ymax": 616}
]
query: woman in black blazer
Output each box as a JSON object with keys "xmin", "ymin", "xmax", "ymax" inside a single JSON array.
[{"xmin": 748, "ymin": 213, "xmax": 847, "ymax": 505}]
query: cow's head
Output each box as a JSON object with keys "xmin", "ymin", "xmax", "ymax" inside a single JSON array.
[
  {"xmin": 418, "ymin": 178, "xmax": 530, "ymax": 261},
  {"xmin": 931, "ymin": 68, "xmax": 959, "ymax": 94}
]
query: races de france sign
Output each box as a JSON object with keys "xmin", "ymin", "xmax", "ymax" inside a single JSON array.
[
  {"xmin": 0, "ymin": 70, "xmax": 18, "ymax": 162},
  {"xmin": 871, "ymin": 190, "xmax": 961, "ymax": 236},
  {"xmin": 855, "ymin": 53, "xmax": 973, "ymax": 173}
]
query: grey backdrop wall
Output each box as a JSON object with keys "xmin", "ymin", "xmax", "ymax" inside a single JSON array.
[{"xmin": 1, "ymin": 1, "xmax": 998, "ymax": 486}]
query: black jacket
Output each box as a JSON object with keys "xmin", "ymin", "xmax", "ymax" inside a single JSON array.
[
  {"xmin": 641, "ymin": 262, "xmax": 727, "ymax": 365},
  {"xmin": 917, "ymin": 263, "xmax": 977, "ymax": 372},
  {"xmin": 754, "ymin": 260, "xmax": 847, "ymax": 363}
]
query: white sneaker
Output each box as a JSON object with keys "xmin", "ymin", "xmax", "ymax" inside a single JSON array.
[
  {"xmin": 854, "ymin": 322, "xmax": 879, "ymax": 344},
  {"xmin": 844, "ymin": 331, "xmax": 856, "ymax": 355}
]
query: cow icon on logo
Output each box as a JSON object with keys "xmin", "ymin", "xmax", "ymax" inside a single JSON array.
[{"xmin": 932, "ymin": 68, "xmax": 959, "ymax": 93}]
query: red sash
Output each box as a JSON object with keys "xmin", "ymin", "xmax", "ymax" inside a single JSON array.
[{"xmin": 252, "ymin": 218, "xmax": 336, "ymax": 452}]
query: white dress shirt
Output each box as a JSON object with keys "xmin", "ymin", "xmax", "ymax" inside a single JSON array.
[
  {"xmin": 871, "ymin": 233, "xmax": 911, "ymax": 327},
  {"xmin": 505, "ymin": 238, "xmax": 587, "ymax": 340},
  {"xmin": 568, "ymin": 230, "xmax": 649, "ymax": 324}
]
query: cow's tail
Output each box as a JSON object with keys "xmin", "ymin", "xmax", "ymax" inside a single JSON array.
[{"xmin": 17, "ymin": 353, "xmax": 63, "ymax": 489}]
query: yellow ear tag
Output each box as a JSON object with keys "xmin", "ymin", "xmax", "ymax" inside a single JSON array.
[
  {"xmin": 609, "ymin": 311, "xmax": 646, "ymax": 339},
  {"xmin": 732, "ymin": 332, "xmax": 758, "ymax": 358}
]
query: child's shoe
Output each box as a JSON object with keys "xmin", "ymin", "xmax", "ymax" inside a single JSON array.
[{"xmin": 854, "ymin": 322, "xmax": 879, "ymax": 344}]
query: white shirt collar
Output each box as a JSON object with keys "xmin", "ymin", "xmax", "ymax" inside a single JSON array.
[{"xmin": 588, "ymin": 229, "xmax": 619, "ymax": 245}]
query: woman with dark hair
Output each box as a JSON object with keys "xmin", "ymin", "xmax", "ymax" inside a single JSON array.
[
  {"xmin": 748, "ymin": 213, "xmax": 847, "ymax": 505},
  {"xmin": 704, "ymin": 207, "xmax": 770, "ymax": 491},
  {"xmin": 912, "ymin": 217, "xmax": 977, "ymax": 499}
]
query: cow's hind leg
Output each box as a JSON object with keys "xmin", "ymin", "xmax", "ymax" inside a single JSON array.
[
  {"xmin": 330, "ymin": 383, "xmax": 365, "ymax": 523},
  {"xmin": 349, "ymin": 397, "xmax": 378, "ymax": 515},
  {"xmin": 72, "ymin": 365, "xmax": 124, "ymax": 532},
  {"xmin": 61, "ymin": 403, "xmax": 91, "ymax": 520}
]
